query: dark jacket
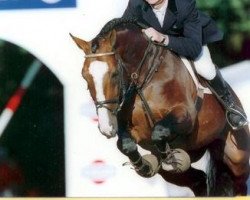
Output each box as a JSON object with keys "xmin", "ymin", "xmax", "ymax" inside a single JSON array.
[{"xmin": 122, "ymin": 0, "xmax": 223, "ymax": 59}]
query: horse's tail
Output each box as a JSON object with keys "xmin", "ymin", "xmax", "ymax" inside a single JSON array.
[
  {"xmin": 207, "ymin": 140, "xmax": 235, "ymax": 196},
  {"xmin": 206, "ymin": 147, "xmax": 216, "ymax": 195}
]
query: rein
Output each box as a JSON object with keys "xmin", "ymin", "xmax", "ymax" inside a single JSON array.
[{"xmin": 128, "ymin": 40, "xmax": 162, "ymax": 127}]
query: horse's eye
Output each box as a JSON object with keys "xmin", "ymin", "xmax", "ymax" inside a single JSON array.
[
  {"xmin": 91, "ymin": 39, "xmax": 99, "ymax": 53},
  {"xmin": 82, "ymin": 72, "xmax": 87, "ymax": 79},
  {"xmin": 111, "ymin": 71, "xmax": 119, "ymax": 79}
]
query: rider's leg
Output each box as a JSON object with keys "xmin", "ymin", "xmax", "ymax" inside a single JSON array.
[{"xmin": 194, "ymin": 46, "xmax": 248, "ymax": 129}]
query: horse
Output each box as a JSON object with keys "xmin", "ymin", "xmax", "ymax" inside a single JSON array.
[{"xmin": 70, "ymin": 18, "xmax": 250, "ymax": 196}]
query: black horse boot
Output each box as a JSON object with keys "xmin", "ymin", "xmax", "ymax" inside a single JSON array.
[{"xmin": 208, "ymin": 68, "xmax": 248, "ymax": 130}]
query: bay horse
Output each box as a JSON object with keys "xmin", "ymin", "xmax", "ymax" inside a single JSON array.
[{"xmin": 71, "ymin": 18, "xmax": 250, "ymax": 196}]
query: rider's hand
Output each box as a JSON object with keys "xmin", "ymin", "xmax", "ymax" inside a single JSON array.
[{"xmin": 142, "ymin": 27, "xmax": 169, "ymax": 45}]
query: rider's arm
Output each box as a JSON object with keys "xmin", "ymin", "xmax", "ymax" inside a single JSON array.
[
  {"xmin": 165, "ymin": 0, "xmax": 202, "ymax": 60},
  {"xmin": 123, "ymin": 0, "xmax": 202, "ymax": 60}
]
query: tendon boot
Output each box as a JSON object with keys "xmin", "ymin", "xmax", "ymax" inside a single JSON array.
[{"xmin": 208, "ymin": 68, "xmax": 248, "ymax": 130}]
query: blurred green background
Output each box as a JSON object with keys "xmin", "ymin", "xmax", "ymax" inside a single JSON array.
[
  {"xmin": 197, "ymin": 0, "xmax": 250, "ymax": 67},
  {"xmin": 0, "ymin": 41, "xmax": 65, "ymax": 196}
]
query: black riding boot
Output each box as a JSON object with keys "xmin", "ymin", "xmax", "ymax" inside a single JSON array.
[{"xmin": 208, "ymin": 68, "xmax": 248, "ymax": 130}]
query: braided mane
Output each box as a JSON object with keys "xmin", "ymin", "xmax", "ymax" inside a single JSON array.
[
  {"xmin": 91, "ymin": 17, "xmax": 146, "ymax": 53},
  {"xmin": 96, "ymin": 17, "xmax": 140, "ymax": 38}
]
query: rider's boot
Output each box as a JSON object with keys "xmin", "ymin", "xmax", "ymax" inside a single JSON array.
[{"xmin": 208, "ymin": 68, "xmax": 248, "ymax": 130}]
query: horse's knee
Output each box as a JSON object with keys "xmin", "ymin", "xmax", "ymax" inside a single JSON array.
[
  {"xmin": 224, "ymin": 131, "xmax": 250, "ymax": 172},
  {"xmin": 226, "ymin": 152, "xmax": 249, "ymax": 165},
  {"xmin": 152, "ymin": 125, "xmax": 171, "ymax": 142},
  {"xmin": 117, "ymin": 137, "xmax": 137, "ymax": 155},
  {"xmin": 152, "ymin": 107, "xmax": 193, "ymax": 143},
  {"xmin": 225, "ymin": 158, "xmax": 249, "ymax": 196},
  {"xmin": 224, "ymin": 153, "xmax": 250, "ymax": 177}
]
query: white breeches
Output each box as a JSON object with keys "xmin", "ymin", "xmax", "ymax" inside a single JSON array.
[{"xmin": 194, "ymin": 46, "xmax": 216, "ymax": 80}]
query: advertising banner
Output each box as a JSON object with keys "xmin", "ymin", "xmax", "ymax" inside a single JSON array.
[{"xmin": 0, "ymin": 0, "xmax": 76, "ymax": 10}]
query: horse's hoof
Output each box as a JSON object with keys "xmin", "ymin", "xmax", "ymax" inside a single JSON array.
[
  {"xmin": 161, "ymin": 148, "xmax": 191, "ymax": 173},
  {"xmin": 142, "ymin": 154, "xmax": 160, "ymax": 176},
  {"xmin": 135, "ymin": 154, "xmax": 160, "ymax": 178}
]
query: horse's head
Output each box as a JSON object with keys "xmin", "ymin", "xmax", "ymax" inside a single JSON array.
[
  {"xmin": 70, "ymin": 30, "xmax": 120, "ymax": 138},
  {"xmin": 71, "ymin": 18, "xmax": 150, "ymax": 139}
]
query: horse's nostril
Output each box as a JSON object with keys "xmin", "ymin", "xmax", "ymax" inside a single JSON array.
[{"xmin": 111, "ymin": 130, "xmax": 117, "ymax": 137}]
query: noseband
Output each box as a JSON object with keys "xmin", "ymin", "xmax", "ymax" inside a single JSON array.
[{"xmin": 84, "ymin": 52, "xmax": 115, "ymax": 58}]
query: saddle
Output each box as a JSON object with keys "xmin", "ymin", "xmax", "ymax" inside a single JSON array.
[{"xmin": 180, "ymin": 57, "xmax": 212, "ymax": 111}]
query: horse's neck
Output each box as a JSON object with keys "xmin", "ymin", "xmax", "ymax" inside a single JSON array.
[
  {"xmin": 115, "ymin": 29, "xmax": 197, "ymax": 102},
  {"xmin": 115, "ymin": 29, "xmax": 148, "ymax": 72}
]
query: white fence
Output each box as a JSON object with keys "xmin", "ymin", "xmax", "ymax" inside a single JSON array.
[{"xmin": 0, "ymin": 0, "xmax": 249, "ymax": 197}]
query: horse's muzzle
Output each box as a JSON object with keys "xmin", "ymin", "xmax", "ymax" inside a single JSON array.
[
  {"xmin": 98, "ymin": 125, "xmax": 117, "ymax": 139},
  {"xmin": 103, "ymin": 132, "xmax": 117, "ymax": 139},
  {"xmin": 97, "ymin": 107, "xmax": 118, "ymax": 138}
]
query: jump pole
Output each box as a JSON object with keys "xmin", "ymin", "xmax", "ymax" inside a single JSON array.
[{"xmin": 0, "ymin": 60, "xmax": 42, "ymax": 137}]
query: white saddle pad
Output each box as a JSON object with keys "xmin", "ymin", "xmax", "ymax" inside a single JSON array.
[{"xmin": 181, "ymin": 57, "xmax": 212, "ymax": 95}]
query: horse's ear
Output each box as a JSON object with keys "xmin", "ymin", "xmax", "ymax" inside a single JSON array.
[
  {"xmin": 109, "ymin": 30, "xmax": 117, "ymax": 47},
  {"xmin": 69, "ymin": 33, "xmax": 90, "ymax": 53}
]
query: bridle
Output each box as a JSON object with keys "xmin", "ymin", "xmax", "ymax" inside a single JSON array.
[
  {"xmin": 84, "ymin": 51, "xmax": 127, "ymax": 116},
  {"xmin": 84, "ymin": 39, "xmax": 161, "ymax": 127}
]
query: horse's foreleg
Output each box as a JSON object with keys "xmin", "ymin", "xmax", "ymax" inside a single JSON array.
[
  {"xmin": 152, "ymin": 106, "xmax": 193, "ymax": 145},
  {"xmin": 117, "ymin": 136, "xmax": 140, "ymax": 163},
  {"xmin": 152, "ymin": 106, "xmax": 193, "ymax": 172},
  {"xmin": 117, "ymin": 129, "xmax": 158, "ymax": 177}
]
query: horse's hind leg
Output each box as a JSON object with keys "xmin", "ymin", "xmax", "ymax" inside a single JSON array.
[
  {"xmin": 207, "ymin": 131, "xmax": 250, "ymax": 196},
  {"xmin": 207, "ymin": 140, "xmax": 235, "ymax": 196},
  {"xmin": 223, "ymin": 128, "xmax": 250, "ymax": 195},
  {"xmin": 159, "ymin": 167, "xmax": 207, "ymax": 196}
]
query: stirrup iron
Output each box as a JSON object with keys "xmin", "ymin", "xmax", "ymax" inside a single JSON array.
[{"xmin": 226, "ymin": 109, "xmax": 249, "ymax": 130}]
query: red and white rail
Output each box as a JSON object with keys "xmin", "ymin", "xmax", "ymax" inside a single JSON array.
[{"xmin": 0, "ymin": 60, "xmax": 42, "ymax": 137}]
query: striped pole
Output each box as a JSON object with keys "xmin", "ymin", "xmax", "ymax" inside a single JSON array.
[{"xmin": 0, "ymin": 60, "xmax": 42, "ymax": 137}]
